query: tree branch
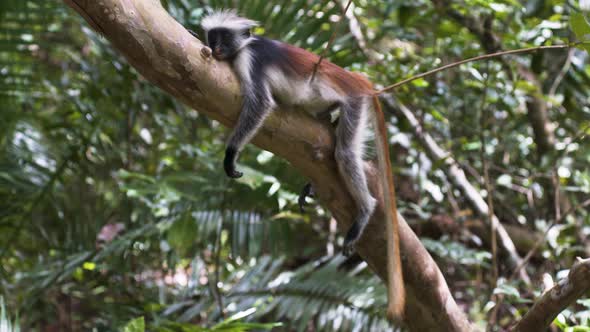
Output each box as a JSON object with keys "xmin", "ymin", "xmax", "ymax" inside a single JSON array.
[
  {"xmin": 62, "ymin": 0, "xmax": 473, "ymax": 330},
  {"xmin": 376, "ymin": 44, "xmax": 578, "ymax": 94},
  {"xmin": 514, "ymin": 257, "xmax": 590, "ymax": 332}
]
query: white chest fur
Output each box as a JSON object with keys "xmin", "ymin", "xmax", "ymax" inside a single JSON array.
[
  {"xmin": 265, "ymin": 66, "xmax": 344, "ymax": 115},
  {"xmin": 234, "ymin": 49, "xmax": 253, "ymax": 90}
]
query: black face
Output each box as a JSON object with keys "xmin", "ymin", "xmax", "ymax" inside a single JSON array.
[{"xmin": 207, "ymin": 28, "xmax": 239, "ymax": 60}]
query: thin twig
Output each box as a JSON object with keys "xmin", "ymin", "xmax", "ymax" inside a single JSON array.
[
  {"xmin": 375, "ymin": 43, "xmax": 582, "ymax": 95},
  {"xmin": 478, "ymin": 65, "xmax": 501, "ymax": 330},
  {"xmin": 548, "ymin": 48, "xmax": 574, "ymax": 97},
  {"xmin": 479, "ymin": 65, "xmax": 498, "ymax": 327},
  {"xmin": 339, "ymin": 0, "xmax": 382, "ymax": 63},
  {"xmin": 479, "ymin": 65, "xmax": 498, "ymax": 285},
  {"xmin": 213, "ymin": 211, "xmax": 225, "ymax": 317},
  {"xmin": 553, "ymin": 168, "xmax": 561, "ymax": 224},
  {"xmin": 213, "ymin": 189, "xmax": 229, "ymax": 317},
  {"xmin": 310, "ymin": 0, "xmax": 354, "ymax": 82}
]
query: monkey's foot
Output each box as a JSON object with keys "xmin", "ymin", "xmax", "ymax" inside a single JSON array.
[
  {"xmin": 342, "ymin": 222, "xmax": 362, "ymax": 256},
  {"xmin": 225, "ymin": 169, "xmax": 243, "ymax": 179},
  {"xmin": 343, "ymin": 241, "xmax": 356, "ymax": 257},
  {"xmin": 298, "ymin": 183, "xmax": 315, "ymax": 212},
  {"xmin": 223, "ymin": 148, "xmax": 242, "ymax": 179}
]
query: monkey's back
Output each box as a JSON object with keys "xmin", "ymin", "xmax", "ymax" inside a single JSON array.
[
  {"xmin": 281, "ymin": 43, "xmax": 373, "ymax": 96},
  {"xmin": 247, "ymin": 37, "xmax": 374, "ymax": 97}
]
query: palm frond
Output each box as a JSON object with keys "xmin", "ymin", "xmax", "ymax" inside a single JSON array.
[
  {"xmin": 0, "ymin": 297, "xmax": 20, "ymax": 332},
  {"xmin": 165, "ymin": 256, "xmax": 396, "ymax": 332}
]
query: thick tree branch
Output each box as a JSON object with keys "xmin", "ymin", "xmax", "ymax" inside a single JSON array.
[
  {"xmin": 63, "ymin": 0, "xmax": 472, "ymax": 330},
  {"xmin": 514, "ymin": 257, "xmax": 590, "ymax": 332}
]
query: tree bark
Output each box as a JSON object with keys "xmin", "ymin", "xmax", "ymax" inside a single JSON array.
[
  {"xmin": 514, "ymin": 258, "xmax": 590, "ymax": 332},
  {"xmin": 63, "ymin": 0, "xmax": 473, "ymax": 330}
]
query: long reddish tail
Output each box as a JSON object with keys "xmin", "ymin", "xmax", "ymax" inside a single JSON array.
[{"xmin": 371, "ymin": 94, "xmax": 405, "ymax": 321}]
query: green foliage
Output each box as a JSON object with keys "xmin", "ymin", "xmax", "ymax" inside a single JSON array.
[
  {"xmin": 571, "ymin": 13, "xmax": 590, "ymax": 53},
  {"xmin": 159, "ymin": 309, "xmax": 282, "ymax": 331},
  {"xmin": 162, "ymin": 256, "xmax": 392, "ymax": 331},
  {"xmin": 122, "ymin": 317, "xmax": 145, "ymax": 332},
  {"xmin": 422, "ymin": 238, "xmax": 491, "ymax": 267}
]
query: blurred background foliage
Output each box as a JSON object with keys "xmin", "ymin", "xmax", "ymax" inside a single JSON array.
[{"xmin": 0, "ymin": 0, "xmax": 589, "ymax": 331}]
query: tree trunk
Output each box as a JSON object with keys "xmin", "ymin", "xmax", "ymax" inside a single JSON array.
[{"xmin": 63, "ymin": 0, "xmax": 473, "ymax": 330}]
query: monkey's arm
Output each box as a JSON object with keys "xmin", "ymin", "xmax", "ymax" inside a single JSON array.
[{"xmin": 224, "ymin": 85, "xmax": 274, "ymax": 178}]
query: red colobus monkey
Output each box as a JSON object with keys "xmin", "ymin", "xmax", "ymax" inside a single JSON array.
[{"xmin": 201, "ymin": 10, "xmax": 404, "ymax": 320}]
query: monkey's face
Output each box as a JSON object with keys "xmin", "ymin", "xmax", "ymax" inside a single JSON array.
[{"xmin": 207, "ymin": 28, "xmax": 248, "ymax": 60}]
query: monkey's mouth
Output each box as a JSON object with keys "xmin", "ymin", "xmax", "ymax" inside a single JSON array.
[{"xmin": 213, "ymin": 48, "xmax": 226, "ymax": 60}]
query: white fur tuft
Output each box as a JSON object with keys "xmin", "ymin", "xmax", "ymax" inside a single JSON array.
[{"xmin": 201, "ymin": 10, "xmax": 258, "ymax": 31}]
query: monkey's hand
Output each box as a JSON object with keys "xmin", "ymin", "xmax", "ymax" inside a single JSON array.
[
  {"xmin": 187, "ymin": 29, "xmax": 199, "ymax": 38},
  {"xmin": 224, "ymin": 147, "xmax": 243, "ymax": 179}
]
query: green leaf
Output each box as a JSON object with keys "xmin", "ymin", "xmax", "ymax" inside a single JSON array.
[
  {"xmin": 570, "ymin": 13, "xmax": 590, "ymax": 53},
  {"xmin": 211, "ymin": 308, "xmax": 282, "ymax": 331},
  {"xmin": 411, "ymin": 78, "xmax": 429, "ymax": 87},
  {"xmin": 122, "ymin": 317, "xmax": 145, "ymax": 332},
  {"xmin": 167, "ymin": 214, "xmax": 198, "ymax": 257}
]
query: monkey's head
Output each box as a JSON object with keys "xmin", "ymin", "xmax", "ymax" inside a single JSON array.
[{"xmin": 201, "ymin": 10, "xmax": 258, "ymax": 60}]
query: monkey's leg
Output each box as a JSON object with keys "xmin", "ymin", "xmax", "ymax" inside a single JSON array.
[
  {"xmin": 225, "ymin": 89, "xmax": 273, "ymax": 178},
  {"xmin": 335, "ymin": 97, "xmax": 377, "ymax": 256}
]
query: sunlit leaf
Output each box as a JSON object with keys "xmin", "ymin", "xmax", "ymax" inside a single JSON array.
[
  {"xmin": 570, "ymin": 13, "xmax": 590, "ymax": 53},
  {"xmin": 122, "ymin": 317, "xmax": 145, "ymax": 332}
]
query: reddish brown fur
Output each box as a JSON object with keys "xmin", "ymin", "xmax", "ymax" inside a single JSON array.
[
  {"xmin": 281, "ymin": 43, "xmax": 374, "ymax": 96},
  {"xmin": 280, "ymin": 43, "xmax": 405, "ymax": 320}
]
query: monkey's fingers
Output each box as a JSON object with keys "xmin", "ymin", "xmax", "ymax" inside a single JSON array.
[
  {"xmin": 223, "ymin": 151, "xmax": 243, "ymax": 179},
  {"xmin": 187, "ymin": 29, "xmax": 199, "ymax": 38},
  {"xmin": 223, "ymin": 162, "xmax": 243, "ymax": 178},
  {"xmin": 342, "ymin": 243, "xmax": 356, "ymax": 257},
  {"xmin": 298, "ymin": 197, "xmax": 306, "ymax": 213}
]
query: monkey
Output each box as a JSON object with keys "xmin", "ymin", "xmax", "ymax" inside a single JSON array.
[{"xmin": 201, "ymin": 10, "xmax": 405, "ymax": 320}]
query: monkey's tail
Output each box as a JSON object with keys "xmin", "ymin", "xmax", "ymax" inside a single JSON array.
[{"xmin": 370, "ymin": 94, "xmax": 405, "ymax": 322}]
